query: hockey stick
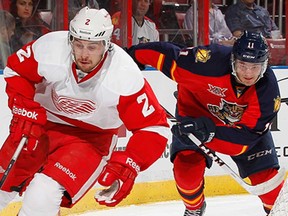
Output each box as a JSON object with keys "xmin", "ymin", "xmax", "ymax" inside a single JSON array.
[
  {"xmin": 163, "ymin": 105, "xmax": 285, "ymax": 196},
  {"xmin": 0, "ymin": 136, "xmax": 27, "ymax": 189}
]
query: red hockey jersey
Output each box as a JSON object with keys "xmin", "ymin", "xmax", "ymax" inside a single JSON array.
[{"xmin": 129, "ymin": 42, "xmax": 281, "ymax": 156}]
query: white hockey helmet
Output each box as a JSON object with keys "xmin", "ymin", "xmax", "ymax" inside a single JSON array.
[{"xmin": 69, "ymin": 7, "xmax": 114, "ymax": 51}]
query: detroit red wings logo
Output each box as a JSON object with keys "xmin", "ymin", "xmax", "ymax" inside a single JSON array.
[{"xmin": 52, "ymin": 89, "xmax": 96, "ymax": 115}]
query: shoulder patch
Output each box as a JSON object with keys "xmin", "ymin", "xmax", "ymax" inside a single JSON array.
[
  {"xmin": 195, "ymin": 48, "xmax": 211, "ymax": 63},
  {"xmin": 274, "ymin": 96, "xmax": 281, "ymax": 112}
]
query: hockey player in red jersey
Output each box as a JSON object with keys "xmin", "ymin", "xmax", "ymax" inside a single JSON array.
[
  {"xmin": 128, "ymin": 31, "xmax": 284, "ymax": 216},
  {"xmin": 0, "ymin": 7, "xmax": 169, "ymax": 215}
]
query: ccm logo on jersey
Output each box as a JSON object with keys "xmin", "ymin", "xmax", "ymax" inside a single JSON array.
[
  {"xmin": 12, "ymin": 106, "xmax": 38, "ymax": 120},
  {"xmin": 126, "ymin": 158, "xmax": 140, "ymax": 174},
  {"xmin": 54, "ymin": 162, "xmax": 77, "ymax": 181},
  {"xmin": 247, "ymin": 148, "xmax": 273, "ymax": 161}
]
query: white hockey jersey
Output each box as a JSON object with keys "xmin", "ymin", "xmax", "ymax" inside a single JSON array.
[
  {"xmin": 111, "ymin": 12, "xmax": 159, "ymax": 46},
  {"xmin": 132, "ymin": 16, "xmax": 159, "ymax": 45},
  {"xmin": 4, "ymin": 31, "xmax": 169, "ymax": 139}
]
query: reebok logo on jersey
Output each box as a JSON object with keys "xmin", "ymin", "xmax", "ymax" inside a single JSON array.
[
  {"xmin": 126, "ymin": 158, "xmax": 140, "ymax": 174},
  {"xmin": 12, "ymin": 106, "xmax": 38, "ymax": 120},
  {"xmin": 54, "ymin": 162, "xmax": 77, "ymax": 181}
]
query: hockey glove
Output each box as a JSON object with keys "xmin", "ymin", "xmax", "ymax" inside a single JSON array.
[
  {"xmin": 95, "ymin": 151, "xmax": 140, "ymax": 207},
  {"xmin": 176, "ymin": 116, "xmax": 216, "ymax": 143},
  {"xmin": 9, "ymin": 95, "xmax": 47, "ymax": 152}
]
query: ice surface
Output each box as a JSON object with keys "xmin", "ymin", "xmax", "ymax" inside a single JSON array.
[{"xmin": 70, "ymin": 194, "xmax": 265, "ymax": 216}]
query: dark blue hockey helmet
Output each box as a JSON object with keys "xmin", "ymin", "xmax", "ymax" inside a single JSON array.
[{"xmin": 232, "ymin": 31, "xmax": 269, "ymax": 63}]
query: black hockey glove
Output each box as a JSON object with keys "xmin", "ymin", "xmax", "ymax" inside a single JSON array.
[
  {"xmin": 175, "ymin": 116, "xmax": 216, "ymax": 143},
  {"xmin": 171, "ymin": 124, "xmax": 196, "ymax": 146}
]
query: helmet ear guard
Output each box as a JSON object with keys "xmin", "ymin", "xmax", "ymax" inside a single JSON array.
[
  {"xmin": 231, "ymin": 31, "xmax": 269, "ymax": 83},
  {"xmin": 69, "ymin": 34, "xmax": 74, "ymax": 43}
]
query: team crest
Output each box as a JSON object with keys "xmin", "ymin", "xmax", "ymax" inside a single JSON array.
[
  {"xmin": 274, "ymin": 96, "xmax": 281, "ymax": 112},
  {"xmin": 138, "ymin": 36, "xmax": 150, "ymax": 44},
  {"xmin": 195, "ymin": 48, "xmax": 211, "ymax": 63},
  {"xmin": 111, "ymin": 12, "xmax": 120, "ymax": 25},
  {"xmin": 52, "ymin": 89, "xmax": 96, "ymax": 115},
  {"xmin": 112, "ymin": 17, "xmax": 119, "ymax": 25},
  {"xmin": 208, "ymin": 98, "xmax": 247, "ymax": 125}
]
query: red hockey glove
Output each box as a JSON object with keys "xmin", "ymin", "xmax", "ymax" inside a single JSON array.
[
  {"xmin": 95, "ymin": 151, "xmax": 140, "ymax": 207},
  {"xmin": 0, "ymin": 134, "xmax": 49, "ymax": 192},
  {"xmin": 177, "ymin": 116, "xmax": 215, "ymax": 143},
  {"xmin": 9, "ymin": 95, "xmax": 47, "ymax": 152}
]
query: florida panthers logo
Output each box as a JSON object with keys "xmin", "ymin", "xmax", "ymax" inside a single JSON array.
[
  {"xmin": 52, "ymin": 89, "xmax": 96, "ymax": 115},
  {"xmin": 137, "ymin": 36, "xmax": 150, "ymax": 44},
  {"xmin": 195, "ymin": 48, "xmax": 211, "ymax": 63},
  {"xmin": 274, "ymin": 96, "xmax": 281, "ymax": 112},
  {"xmin": 208, "ymin": 98, "xmax": 247, "ymax": 125}
]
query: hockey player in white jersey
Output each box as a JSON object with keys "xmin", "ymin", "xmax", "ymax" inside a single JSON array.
[
  {"xmin": 111, "ymin": 0, "xmax": 159, "ymax": 46},
  {"xmin": 0, "ymin": 7, "xmax": 169, "ymax": 216}
]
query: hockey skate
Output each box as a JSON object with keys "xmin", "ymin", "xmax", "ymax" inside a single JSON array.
[
  {"xmin": 184, "ymin": 201, "xmax": 206, "ymax": 216},
  {"xmin": 263, "ymin": 206, "xmax": 271, "ymax": 216}
]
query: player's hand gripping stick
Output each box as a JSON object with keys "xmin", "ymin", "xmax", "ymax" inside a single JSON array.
[{"xmin": 95, "ymin": 152, "xmax": 140, "ymax": 207}]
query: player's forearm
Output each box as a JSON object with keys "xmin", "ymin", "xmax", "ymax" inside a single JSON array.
[
  {"xmin": 125, "ymin": 129, "xmax": 169, "ymax": 171},
  {"xmin": 216, "ymin": 125, "xmax": 263, "ymax": 145},
  {"xmin": 129, "ymin": 42, "xmax": 180, "ymax": 78},
  {"xmin": 205, "ymin": 125, "xmax": 263, "ymax": 156},
  {"xmin": 5, "ymin": 76, "xmax": 36, "ymax": 108}
]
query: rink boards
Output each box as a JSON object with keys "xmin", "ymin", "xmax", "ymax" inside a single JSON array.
[{"xmin": 0, "ymin": 67, "xmax": 287, "ymax": 215}]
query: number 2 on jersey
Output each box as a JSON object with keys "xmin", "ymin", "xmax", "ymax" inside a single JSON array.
[{"xmin": 137, "ymin": 93, "xmax": 155, "ymax": 117}]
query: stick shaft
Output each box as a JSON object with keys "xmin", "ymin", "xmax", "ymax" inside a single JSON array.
[
  {"xmin": 162, "ymin": 105, "xmax": 284, "ymax": 195},
  {"xmin": 0, "ymin": 136, "xmax": 27, "ymax": 188}
]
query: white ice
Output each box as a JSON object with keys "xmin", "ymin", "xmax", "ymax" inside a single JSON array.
[{"xmin": 70, "ymin": 194, "xmax": 266, "ymax": 216}]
